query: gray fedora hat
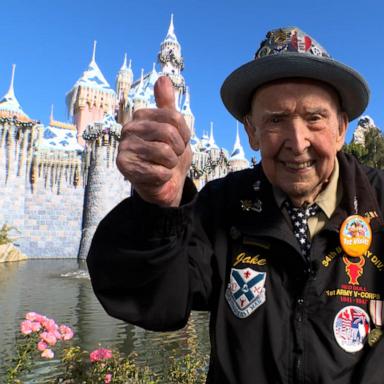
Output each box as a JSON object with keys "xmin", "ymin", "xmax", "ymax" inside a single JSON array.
[{"xmin": 221, "ymin": 27, "xmax": 370, "ymax": 122}]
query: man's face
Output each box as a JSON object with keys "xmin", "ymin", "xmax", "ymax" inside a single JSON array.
[{"xmin": 244, "ymin": 80, "xmax": 348, "ymax": 206}]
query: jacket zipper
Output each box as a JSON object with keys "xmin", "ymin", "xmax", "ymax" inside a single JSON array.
[{"xmin": 293, "ymin": 260, "xmax": 314, "ymax": 384}]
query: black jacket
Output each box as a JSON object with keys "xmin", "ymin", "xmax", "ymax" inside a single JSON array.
[{"xmin": 87, "ymin": 152, "xmax": 384, "ymax": 384}]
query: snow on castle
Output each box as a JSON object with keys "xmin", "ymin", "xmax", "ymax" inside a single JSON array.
[{"xmin": 0, "ymin": 16, "xmax": 249, "ymax": 259}]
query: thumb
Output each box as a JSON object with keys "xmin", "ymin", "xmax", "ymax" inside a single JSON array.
[{"xmin": 154, "ymin": 76, "xmax": 176, "ymax": 110}]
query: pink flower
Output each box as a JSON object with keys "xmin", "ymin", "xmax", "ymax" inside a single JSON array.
[
  {"xmin": 37, "ymin": 340, "xmax": 48, "ymax": 351},
  {"xmin": 42, "ymin": 318, "xmax": 58, "ymax": 333},
  {"xmin": 40, "ymin": 331, "xmax": 57, "ymax": 346},
  {"xmin": 59, "ymin": 324, "xmax": 74, "ymax": 341},
  {"xmin": 104, "ymin": 373, "xmax": 112, "ymax": 383},
  {"xmin": 41, "ymin": 348, "xmax": 54, "ymax": 359},
  {"xmin": 90, "ymin": 348, "xmax": 113, "ymax": 362},
  {"xmin": 21, "ymin": 320, "xmax": 34, "ymax": 335},
  {"xmin": 25, "ymin": 312, "xmax": 39, "ymax": 321},
  {"xmin": 26, "ymin": 312, "xmax": 46, "ymax": 323},
  {"xmin": 30, "ymin": 321, "xmax": 41, "ymax": 332},
  {"xmin": 53, "ymin": 330, "xmax": 62, "ymax": 340}
]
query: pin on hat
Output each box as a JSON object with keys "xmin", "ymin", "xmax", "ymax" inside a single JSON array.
[{"xmin": 221, "ymin": 27, "xmax": 370, "ymax": 122}]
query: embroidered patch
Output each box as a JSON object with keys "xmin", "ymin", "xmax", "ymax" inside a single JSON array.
[
  {"xmin": 225, "ymin": 268, "xmax": 266, "ymax": 318},
  {"xmin": 333, "ymin": 306, "xmax": 370, "ymax": 352}
]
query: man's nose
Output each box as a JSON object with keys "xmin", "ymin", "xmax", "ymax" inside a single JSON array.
[{"xmin": 284, "ymin": 118, "xmax": 310, "ymax": 154}]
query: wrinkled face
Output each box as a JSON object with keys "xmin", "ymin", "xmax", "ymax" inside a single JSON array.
[{"xmin": 244, "ymin": 80, "xmax": 348, "ymax": 206}]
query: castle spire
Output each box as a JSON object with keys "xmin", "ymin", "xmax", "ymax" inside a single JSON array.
[
  {"xmin": 148, "ymin": 63, "xmax": 159, "ymax": 86},
  {"xmin": 209, "ymin": 122, "xmax": 215, "ymax": 145},
  {"xmin": 0, "ymin": 64, "xmax": 30, "ymax": 121},
  {"xmin": 121, "ymin": 53, "xmax": 128, "ymax": 70},
  {"xmin": 230, "ymin": 122, "xmax": 247, "ymax": 161},
  {"xmin": 91, "ymin": 40, "xmax": 97, "ymax": 63},
  {"xmin": 133, "ymin": 68, "xmax": 147, "ymax": 110},
  {"xmin": 166, "ymin": 13, "xmax": 177, "ymax": 42},
  {"xmin": 50, "ymin": 104, "xmax": 54, "ymax": 122},
  {"xmin": 181, "ymin": 86, "xmax": 194, "ymax": 135},
  {"xmin": 208, "ymin": 121, "xmax": 219, "ymax": 150},
  {"xmin": 7, "ymin": 64, "xmax": 16, "ymax": 98},
  {"xmin": 235, "ymin": 122, "xmax": 241, "ymax": 147}
]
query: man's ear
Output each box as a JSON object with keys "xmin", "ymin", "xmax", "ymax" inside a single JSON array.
[
  {"xmin": 244, "ymin": 115, "xmax": 260, "ymax": 151},
  {"xmin": 336, "ymin": 111, "xmax": 348, "ymax": 151}
]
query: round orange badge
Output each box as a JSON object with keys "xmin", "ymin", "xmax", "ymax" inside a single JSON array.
[{"xmin": 340, "ymin": 215, "xmax": 372, "ymax": 257}]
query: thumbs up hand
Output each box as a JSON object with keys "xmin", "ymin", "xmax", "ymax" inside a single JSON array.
[{"xmin": 117, "ymin": 76, "xmax": 192, "ymax": 207}]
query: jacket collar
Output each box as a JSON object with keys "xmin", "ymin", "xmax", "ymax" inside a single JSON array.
[{"xmin": 234, "ymin": 151, "xmax": 383, "ymax": 245}]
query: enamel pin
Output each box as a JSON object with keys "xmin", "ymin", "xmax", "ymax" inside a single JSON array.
[{"xmin": 339, "ymin": 215, "xmax": 372, "ymax": 257}]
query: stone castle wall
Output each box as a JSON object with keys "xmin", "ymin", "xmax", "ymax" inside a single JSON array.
[
  {"xmin": 0, "ymin": 121, "xmax": 85, "ymax": 258},
  {"xmin": 0, "ymin": 120, "xmax": 132, "ymax": 259},
  {"xmin": 21, "ymin": 171, "xmax": 85, "ymax": 258}
]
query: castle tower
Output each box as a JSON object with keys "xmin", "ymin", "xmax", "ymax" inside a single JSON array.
[
  {"xmin": 181, "ymin": 86, "xmax": 195, "ymax": 136},
  {"xmin": 0, "ymin": 65, "xmax": 31, "ymax": 122},
  {"xmin": 66, "ymin": 41, "xmax": 117, "ymax": 146},
  {"xmin": 116, "ymin": 54, "xmax": 133, "ymax": 125},
  {"xmin": 229, "ymin": 123, "xmax": 249, "ymax": 171},
  {"xmin": 158, "ymin": 14, "xmax": 185, "ymax": 106},
  {"xmin": 208, "ymin": 122, "xmax": 228, "ymax": 180},
  {"xmin": 78, "ymin": 113, "xmax": 131, "ymax": 259}
]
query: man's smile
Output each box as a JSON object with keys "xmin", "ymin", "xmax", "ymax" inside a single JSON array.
[{"xmin": 281, "ymin": 160, "xmax": 315, "ymax": 170}]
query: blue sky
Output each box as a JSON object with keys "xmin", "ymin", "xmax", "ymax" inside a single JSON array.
[{"xmin": 0, "ymin": 0, "xmax": 383, "ymax": 161}]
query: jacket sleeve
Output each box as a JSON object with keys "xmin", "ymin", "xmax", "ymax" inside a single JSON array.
[{"xmin": 86, "ymin": 178, "xmax": 215, "ymax": 332}]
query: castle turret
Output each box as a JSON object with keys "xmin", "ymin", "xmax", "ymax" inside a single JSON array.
[
  {"xmin": 66, "ymin": 41, "xmax": 117, "ymax": 146},
  {"xmin": 0, "ymin": 65, "xmax": 31, "ymax": 122},
  {"xmin": 158, "ymin": 14, "xmax": 185, "ymax": 106},
  {"xmin": 181, "ymin": 86, "xmax": 195, "ymax": 136},
  {"xmin": 229, "ymin": 123, "xmax": 249, "ymax": 171},
  {"xmin": 116, "ymin": 54, "xmax": 133, "ymax": 124},
  {"xmin": 78, "ymin": 113, "xmax": 130, "ymax": 259}
]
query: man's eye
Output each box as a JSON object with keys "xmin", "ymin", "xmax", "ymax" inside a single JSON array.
[
  {"xmin": 308, "ymin": 115, "xmax": 322, "ymax": 122},
  {"xmin": 270, "ymin": 117, "xmax": 282, "ymax": 123}
]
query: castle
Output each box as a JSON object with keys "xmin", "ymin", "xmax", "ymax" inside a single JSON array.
[{"xmin": 0, "ymin": 16, "xmax": 249, "ymax": 259}]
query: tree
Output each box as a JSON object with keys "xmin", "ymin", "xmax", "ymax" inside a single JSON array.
[
  {"xmin": 361, "ymin": 127, "xmax": 384, "ymax": 169},
  {"xmin": 342, "ymin": 142, "xmax": 367, "ymax": 163},
  {"xmin": 343, "ymin": 126, "xmax": 384, "ymax": 169}
]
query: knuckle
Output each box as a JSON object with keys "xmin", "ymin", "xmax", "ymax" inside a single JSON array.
[
  {"xmin": 156, "ymin": 166, "xmax": 172, "ymax": 183},
  {"xmin": 132, "ymin": 108, "xmax": 151, "ymax": 120}
]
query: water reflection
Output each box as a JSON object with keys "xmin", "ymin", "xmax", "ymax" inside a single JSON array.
[{"xmin": 0, "ymin": 260, "xmax": 210, "ymax": 382}]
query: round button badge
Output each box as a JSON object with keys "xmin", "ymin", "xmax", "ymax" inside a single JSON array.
[
  {"xmin": 340, "ymin": 215, "xmax": 372, "ymax": 257},
  {"xmin": 333, "ymin": 305, "xmax": 370, "ymax": 353}
]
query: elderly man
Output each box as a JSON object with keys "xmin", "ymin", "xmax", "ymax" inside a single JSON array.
[{"xmin": 87, "ymin": 27, "xmax": 384, "ymax": 383}]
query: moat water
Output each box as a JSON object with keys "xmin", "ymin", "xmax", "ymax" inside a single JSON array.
[{"xmin": 0, "ymin": 259, "xmax": 210, "ymax": 383}]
